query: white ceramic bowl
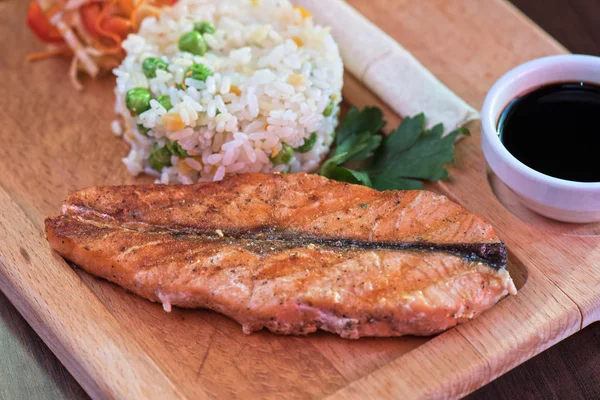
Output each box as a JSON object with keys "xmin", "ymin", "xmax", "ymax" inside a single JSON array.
[{"xmin": 481, "ymin": 54, "xmax": 600, "ymax": 223}]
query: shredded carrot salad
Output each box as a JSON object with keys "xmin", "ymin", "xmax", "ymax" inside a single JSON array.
[{"xmin": 26, "ymin": 0, "xmax": 177, "ymax": 89}]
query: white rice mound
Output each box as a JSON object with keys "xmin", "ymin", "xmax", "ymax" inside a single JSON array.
[{"xmin": 113, "ymin": 0, "xmax": 343, "ymax": 184}]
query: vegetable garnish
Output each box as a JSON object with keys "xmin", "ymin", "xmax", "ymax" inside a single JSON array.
[
  {"xmin": 270, "ymin": 143, "xmax": 295, "ymax": 165},
  {"xmin": 148, "ymin": 138, "xmax": 188, "ymax": 171},
  {"xmin": 294, "ymin": 132, "xmax": 318, "ymax": 153},
  {"xmin": 142, "ymin": 57, "xmax": 169, "ymax": 78},
  {"xmin": 27, "ymin": 1, "xmax": 64, "ymax": 44},
  {"xmin": 323, "ymin": 97, "xmax": 335, "ymax": 117},
  {"xmin": 319, "ymin": 107, "xmax": 469, "ymax": 190},
  {"xmin": 185, "ymin": 63, "xmax": 213, "ymax": 81},
  {"xmin": 125, "ymin": 87, "xmax": 152, "ymax": 115},
  {"xmin": 178, "ymin": 30, "xmax": 208, "ymax": 55},
  {"xmin": 25, "ymin": 0, "xmax": 178, "ymax": 90},
  {"xmin": 148, "ymin": 143, "xmax": 172, "ymax": 171},
  {"xmin": 193, "ymin": 21, "xmax": 216, "ymax": 35},
  {"xmin": 156, "ymin": 94, "xmax": 172, "ymax": 111}
]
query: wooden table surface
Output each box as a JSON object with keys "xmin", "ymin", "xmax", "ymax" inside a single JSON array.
[{"xmin": 1, "ymin": 1, "xmax": 599, "ymax": 399}]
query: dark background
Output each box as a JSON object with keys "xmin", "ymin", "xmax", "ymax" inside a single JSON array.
[
  {"xmin": 1, "ymin": 1, "xmax": 599, "ymax": 399},
  {"xmin": 471, "ymin": 0, "xmax": 600, "ymax": 398}
]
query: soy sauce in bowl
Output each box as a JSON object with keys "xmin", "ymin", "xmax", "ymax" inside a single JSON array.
[{"xmin": 497, "ymin": 82, "xmax": 600, "ymax": 182}]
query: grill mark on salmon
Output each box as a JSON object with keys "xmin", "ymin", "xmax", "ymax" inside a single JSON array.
[
  {"xmin": 45, "ymin": 173, "xmax": 516, "ymax": 338},
  {"xmin": 120, "ymin": 226, "xmax": 507, "ymax": 267}
]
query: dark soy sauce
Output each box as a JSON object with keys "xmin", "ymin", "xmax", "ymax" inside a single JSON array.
[{"xmin": 498, "ymin": 82, "xmax": 600, "ymax": 182}]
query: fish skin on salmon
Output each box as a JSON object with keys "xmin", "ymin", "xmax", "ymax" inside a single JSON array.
[{"xmin": 45, "ymin": 173, "xmax": 516, "ymax": 339}]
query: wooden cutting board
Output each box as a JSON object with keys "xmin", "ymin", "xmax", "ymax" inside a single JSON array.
[{"xmin": 0, "ymin": 0, "xmax": 597, "ymax": 398}]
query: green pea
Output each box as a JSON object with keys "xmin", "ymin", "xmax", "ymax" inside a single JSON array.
[
  {"xmin": 125, "ymin": 88, "xmax": 152, "ymax": 115},
  {"xmin": 184, "ymin": 63, "xmax": 212, "ymax": 82},
  {"xmin": 165, "ymin": 139, "xmax": 188, "ymax": 158},
  {"xmin": 323, "ymin": 97, "xmax": 335, "ymax": 117},
  {"xmin": 157, "ymin": 94, "xmax": 172, "ymax": 111},
  {"xmin": 194, "ymin": 21, "xmax": 216, "ymax": 35},
  {"xmin": 270, "ymin": 143, "xmax": 294, "ymax": 165},
  {"xmin": 294, "ymin": 132, "xmax": 317, "ymax": 153},
  {"xmin": 142, "ymin": 57, "xmax": 168, "ymax": 79},
  {"xmin": 137, "ymin": 124, "xmax": 151, "ymax": 136},
  {"xmin": 148, "ymin": 144, "xmax": 172, "ymax": 171},
  {"xmin": 178, "ymin": 31, "xmax": 207, "ymax": 56}
]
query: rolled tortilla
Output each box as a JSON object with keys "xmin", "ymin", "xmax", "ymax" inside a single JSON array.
[{"xmin": 296, "ymin": 0, "xmax": 479, "ymax": 133}]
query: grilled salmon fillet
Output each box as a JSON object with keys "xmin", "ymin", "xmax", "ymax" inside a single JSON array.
[{"xmin": 45, "ymin": 173, "xmax": 516, "ymax": 339}]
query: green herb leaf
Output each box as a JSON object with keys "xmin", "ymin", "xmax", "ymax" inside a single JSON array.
[
  {"xmin": 334, "ymin": 131, "xmax": 382, "ymax": 164},
  {"xmin": 335, "ymin": 106, "xmax": 385, "ymax": 148},
  {"xmin": 369, "ymin": 175, "xmax": 424, "ymax": 191},
  {"xmin": 325, "ymin": 106, "xmax": 384, "ymax": 169},
  {"xmin": 318, "ymin": 107, "xmax": 469, "ymax": 191},
  {"xmin": 319, "ymin": 154, "xmax": 346, "ymax": 177},
  {"xmin": 323, "ymin": 165, "xmax": 372, "ymax": 187},
  {"xmin": 365, "ymin": 123, "xmax": 468, "ymax": 185}
]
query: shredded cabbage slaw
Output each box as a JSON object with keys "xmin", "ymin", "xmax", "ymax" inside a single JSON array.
[{"xmin": 26, "ymin": 0, "xmax": 177, "ymax": 89}]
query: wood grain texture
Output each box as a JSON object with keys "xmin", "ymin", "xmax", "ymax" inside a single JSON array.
[
  {"xmin": 0, "ymin": 187, "xmax": 188, "ymax": 400},
  {"xmin": 0, "ymin": 0, "xmax": 598, "ymax": 399},
  {"xmin": 472, "ymin": 0, "xmax": 600, "ymax": 396},
  {"xmin": 338, "ymin": 67, "xmax": 579, "ymax": 400},
  {"xmin": 0, "ymin": 2, "xmax": 429, "ymax": 397}
]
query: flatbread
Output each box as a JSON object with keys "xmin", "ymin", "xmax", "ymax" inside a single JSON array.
[{"xmin": 296, "ymin": 0, "xmax": 479, "ymax": 133}]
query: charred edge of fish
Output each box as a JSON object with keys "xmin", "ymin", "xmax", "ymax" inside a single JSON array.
[
  {"xmin": 237, "ymin": 228, "xmax": 507, "ymax": 268},
  {"xmin": 52, "ymin": 218, "xmax": 507, "ymax": 269},
  {"xmin": 165, "ymin": 227, "xmax": 507, "ymax": 269},
  {"xmin": 302, "ymin": 239, "xmax": 507, "ymax": 269}
]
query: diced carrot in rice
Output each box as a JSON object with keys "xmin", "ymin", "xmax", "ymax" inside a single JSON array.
[
  {"xmin": 178, "ymin": 161, "xmax": 195, "ymax": 175},
  {"xmin": 291, "ymin": 36, "xmax": 304, "ymax": 47},
  {"xmin": 162, "ymin": 114, "xmax": 186, "ymax": 131},
  {"xmin": 113, "ymin": 0, "xmax": 342, "ymax": 185},
  {"xmin": 293, "ymin": 6, "xmax": 312, "ymax": 19}
]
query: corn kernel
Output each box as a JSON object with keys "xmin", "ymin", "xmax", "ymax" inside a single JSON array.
[{"xmin": 288, "ymin": 73, "xmax": 305, "ymax": 86}]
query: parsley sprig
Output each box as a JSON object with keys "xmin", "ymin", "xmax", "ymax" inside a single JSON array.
[{"xmin": 319, "ymin": 107, "xmax": 469, "ymax": 190}]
